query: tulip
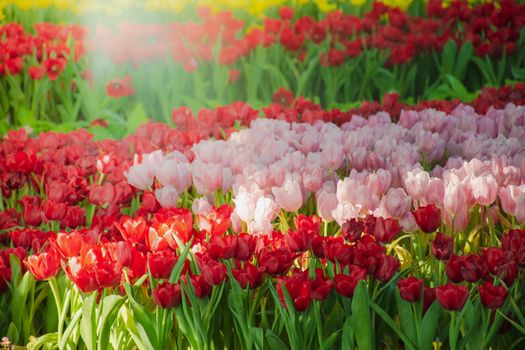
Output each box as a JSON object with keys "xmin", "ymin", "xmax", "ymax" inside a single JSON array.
[
  {"xmin": 436, "ymin": 283, "xmax": 469, "ymax": 311},
  {"xmin": 431, "ymin": 232, "xmax": 454, "ymax": 260},
  {"xmin": 232, "ymin": 262, "xmax": 263, "ymax": 289},
  {"xmin": 478, "ymin": 282, "xmax": 508, "ymax": 309},
  {"xmin": 257, "ymin": 247, "xmax": 294, "ymax": 276},
  {"xmin": 471, "ymin": 175, "xmax": 498, "ymax": 206},
  {"xmin": 208, "ymin": 235, "xmax": 237, "ymax": 260},
  {"xmin": 373, "ymin": 254, "xmax": 399, "ymax": 282},
  {"xmin": 333, "ymin": 266, "xmax": 367, "ymax": 298},
  {"xmin": 277, "ymin": 274, "xmax": 311, "ymax": 311},
  {"xmin": 152, "ymin": 282, "xmax": 182, "ymax": 308},
  {"xmin": 148, "ymin": 249, "xmax": 177, "ymax": 279},
  {"xmin": 323, "ymin": 237, "xmax": 353, "ymax": 265},
  {"xmin": 25, "ymin": 251, "xmax": 60, "ymax": 280},
  {"xmin": 272, "ymin": 176, "xmax": 303, "ymax": 212},
  {"xmin": 412, "ymin": 204, "xmax": 441, "ymax": 233},
  {"xmin": 235, "ymin": 233, "xmax": 257, "ymax": 261},
  {"xmin": 397, "ymin": 277, "xmax": 423, "ymax": 302}
]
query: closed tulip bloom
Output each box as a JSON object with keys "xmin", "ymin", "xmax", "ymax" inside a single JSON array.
[
  {"xmin": 436, "ymin": 283, "xmax": 469, "ymax": 311},
  {"xmin": 471, "ymin": 175, "xmax": 498, "ymax": 206},
  {"xmin": 404, "ymin": 168, "xmax": 430, "ymax": 201},
  {"xmin": 397, "ymin": 276, "xmax": 424, "ymax": 302},
  {"xmin": 152, "ymin": 282, "xmax": 182, "ymax": 308},
  {"xmin": 431, "ymin": 232, "xmax": 454, "ymax": 260},
  {"xmin": 412, "ymin": 204, "xmax": 441, "ymax": 233},
  {"xmin": 125, "ymin": 163, "xmax": 154, "ymax": 190},
  {"xmin": 478, "ymin": 282, "xmax": 508, "ymax": 309},
  {"xmin": 154, "ymin": 186, "xmax": 179, "ymax": 208},
  {"xmin": 272, "ymin": 176, "xmax": 303, "ymax": 212},
  {"xmin": 333, "ymin": 266, "xmax": 367, "ymax": 298}
]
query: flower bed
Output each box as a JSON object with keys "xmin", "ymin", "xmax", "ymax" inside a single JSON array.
[{"xmin": 2, "ymin": 0, "xmax": 525, "ymax": 349}]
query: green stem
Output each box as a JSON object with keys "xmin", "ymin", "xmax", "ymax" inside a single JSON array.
[{"xmin": 49, "ymin": 277, "xmax": 63, "ymax": 343}]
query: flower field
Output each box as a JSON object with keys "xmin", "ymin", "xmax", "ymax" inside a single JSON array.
[{"xmin": 1, "ymin": 0, "xmax": 525, "ymax": 349}]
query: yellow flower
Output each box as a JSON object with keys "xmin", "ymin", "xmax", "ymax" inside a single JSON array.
[
  {"xmin": 350, "ymin": 0, "xmax": 367, "ymax": 6},
  {"xmin": 315, "ymin": 0, "xmax": 337, "ymax": 13},
  {"xmin": 380, "ymin": 0, "xmax": 413, "ymax": 11}
]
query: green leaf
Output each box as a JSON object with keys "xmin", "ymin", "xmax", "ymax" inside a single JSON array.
[
  {"xmin": 265, "ymin": 329, "xmax": 288, "ymax": 350},
  {"xmin": 250, "ymin": 327, "xmax": 264, "ymax": 350},
  {"xmin": 341, "ymin": 317, "xmax": 355, "ymax": 350},
  {"xmin": 454, "ymin": 42, "xmax": 473, "ymax": 79},
  {"xmin": 441, "ymin": 40, "xmax": 457, "ymax": 75},
  {"xmin": 395, "ymin": 289, "xmax": 417, "ymax": 345},
  {"xmin": 351, "ymin": 281, "xmax": 374, "ymax": 350},
  {"xmin": 126, "ymin": 103, "xmax": 149, "ymax": 134},
  {"xmin": 122, "ymin": 305, "xmax": 156, "ymax": 350},
  {"xmin": 97, "ymin": 295, "xmax": 125, "ymax": 350},
  {"xmin": 59, "ymin": 309, "xmax": 82, "ymax": 350},
  {"xmin": 7, "ymin": 322, "xmax": 19, "ymax": 345},
  {"xmin": 418, "ymin": 301, "xmax": 442, "ymax": 350},
  {"xmin": 80, "ymin": 293, "xmax": 97, "ymax": 350},
  {"xmin": 371, "ymin": 302, "xmax": 417, "ymax": 349},
  {"xmin": 169, "ymin": 237, "xmax": 193, "ymax": 283}
]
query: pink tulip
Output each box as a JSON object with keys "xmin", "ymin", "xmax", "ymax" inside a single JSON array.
[
  {"xmin": 154, "ymin": 186, "xmax": 179, "ymax": 208},
  {"xmin": 125, "ymin": 163, "xmax": 154, "ymax": 190},
  {"xmin": 384, "ymin": 188, "xmax": 411, "ymax": 218},
  {"xmin": 404, "ymin": 168, "xmax": 430, "ymax": 201},
  {"xmin": 471, "ymin": 175, "xmax": 498, "ymax": 206},
  {"xmin": 272, "ymin": 176, "xmax": 303, "ymax": 212}
]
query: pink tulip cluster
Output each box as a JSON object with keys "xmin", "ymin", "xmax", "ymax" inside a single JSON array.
[{"xmin": 126, "ymin": 103, "xmax": 525, "ymax": 234}]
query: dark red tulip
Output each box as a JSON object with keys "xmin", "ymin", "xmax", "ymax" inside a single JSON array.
[
  {"xmin": 257, "ymin": 247, "xmax": 295, "ymax": 276},
  {"xmin": 501, "ymin": 229, "xmax": 525, "ymax": 267},
  {"xmin": 88, "ymin": 183, "xmax": 115, "ymax": 206},
  {"xmin": 235, "ymin": 233, "xmax": 257, "ymax": 261},
  {"xmin": 397, "ymin": 276, "xmax": 423, "ymax": 302},
  {"xmin": 436, "ymin": 283, "xmax": 469, "ymax": 311},
  {"xmin": 482, "ymin": 247, "xmax": 519, "ymax": 286},
  {"xmin": 478, "ymin": 282, "xmax": 508, "ymax": 309},
  {"xmin": 431, "ymin": 232, "xmax": 454, "ymax": 260},
  {"xmin": 324, "ymin": 237, "xmax": 353, "ymax": 265},
  {"xmin": 423, "ymin": 287, "xmax": 436, "ymax": 313},
  {"xmin": 412, "ymin": 204, "xmax": 441, "ymax": 233},
  {"xmin": 311, "ymin": 269, "xmax": 333, "ymax": 301},
  {"xmin": 285, "ymin": 228, "xmax": 314, "ymax": 252},
  {"xmin": 277, "ymin": 274, "xmax": 311, "ymax": 312},
  {"xmin": 369, "ymin": 216, "xmax": 401, "ymax": 243},
  {"xmin": 188, "ymin": 275, "xmax": 212, "ymax": 298},
  {"xmin": 152, "ymin": 282, "xmax": 182, "ymax": 308},
  {"xmin": 333, "ymin": 266, "xmax": 367, "ymax": 298},
  {"xmin": 60, "ymin": 206, "xmax": 86, "ymax": 229},
  {"xmin": 311, "ymin": 235, "xmax": 327, "ymax": 258},
  {"xmin": 200, "ymin": 259, "xmax": 227, "ymax": 286},
  {"xmin": 232, "ymin": 262, "xmax": 263, "ymax": 289},
  {"xmin": 341, "ymin": 218, "xmax": 364, "ymax": 242},
  {"xmin": 373, "ymin": 254, "xmax": 399, "ymax": 282},
  {"xmin": 141, "ymin": 190, "xmax": 160, "ymax": 213},
  {"xmin": 43, "ymin": 200, "xmax": 68, "ymax": 221}
]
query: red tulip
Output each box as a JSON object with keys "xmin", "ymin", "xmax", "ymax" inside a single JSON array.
[
  {"xmin": 232, "ymin": 262, "xmax": 263, "ymax": 289},
  {"xmin": 431, "ymin": 232, "xmax": 454, "ymax": 260},
  {"xmin": 423, "ymin": 287, "xmax": 437, "ymax": 313},
  {"xmin": 397, "ymin": 276, "xmax": 423, "ymax": 302},
  {"xmin": 334, "ymin": 266, "xmax": 367, "ymax": 298},
  {"xmin": 55, "ymin": 230, "xmax": 83, "ymax": 257},
  {"xmin": 88, "ymin": 183, "xmax": 116, "ymax": 206},
  {"xmin": 148, "ymin": 249, "xmax": 177, "ymax": 279},
  {"xmin": 323, "ymin": 237, "xmax": 353, "ymax": 265},
  {"xmin": 115, "ymin": 216, "xmax": 148, "ymax": 244},
  {"xmin": 208, "ymin": 235, "xmax": 237, "ymax": 260},
  {"xmin": 25, "ymin": 250, "xmax": 61, "ymax": 280},
  {"xmin": 436, "ymin": 283, "xmax": 469, "ymax": 311},
  {"xmin": 277, "ymin": 274, "xmax": 311, "ymax": 312},
  {"xmin": 106, "ymin": 75, "xmax": 135, "ymax": 98},
  {"xmin": 373, "ymin": 254, "xmax": 399, "ymax": 282},
  {"xmin": 478, "ymin": 282, "xmax": 508, "ymax": 309},
  {"xmin": 341, "ymin": 218, "xmax": 365, "ymax": 242},
  {"xmin": 152, "ymin": 282, "xmax": 182, "ymax": 308},
  {"xmin": 311, "ymin": 269, "xmax": 333, "ymax": 301},
  {"xmin": 257, "ymin": 247, "xmax": 295, "ymax": 276},
  {"xmin": 235, "ymin": 233, "xmax": 257, "ymax": 261},
  {"xmin": 43, "ymin": 200, "xmax": 67, "ymax": 221},
  {"xmin": 412, "ymin": 204, "xmax": 441, "ymax": 233},
  {"xmin": 367, "ymin": 216, "xmax": 401, "ymax": 243},
  {"xmin": 200, "ymin": 259, "xmax": 227, "ymax": 286},
  {"xmin": 501, "ymin": 229, "xmax": 525, "ymax": 267}
]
